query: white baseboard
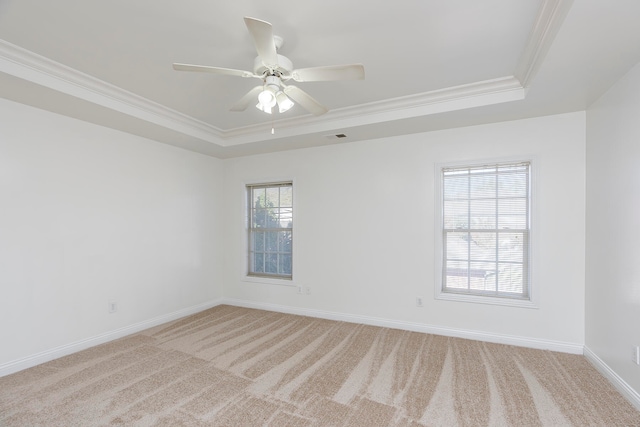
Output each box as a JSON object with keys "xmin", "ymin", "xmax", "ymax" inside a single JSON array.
[
  {"xmin": 0, "ymin": 298, "xmax": 224, "ymax": 378},
  {"xmin": 1, "ymin": 297, "xmax": 588, "ymax": 379},
  {"xmin": 4, "ymin": 298, "xmax": 637, "ymax": 412},
  {"xmin": 221, "ymin": 298, "xmax": 584, "ymax": 354},
  {"xmin": 584, "ymin": 346, "xmax": 640, "ymax": 411}
]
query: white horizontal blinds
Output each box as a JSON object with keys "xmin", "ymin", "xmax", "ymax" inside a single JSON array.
[
  {"xmin": 442, "ymin": 162, "xmax": 530, "ymax": 299},
  {"xmin": 247, "ymin": 182, "xmax": 293, "ymax": 279}
]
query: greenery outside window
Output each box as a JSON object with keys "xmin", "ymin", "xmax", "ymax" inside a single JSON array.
[{"xmin": 247, "ymin": 182, "xmax": 293, "ymax": 279}]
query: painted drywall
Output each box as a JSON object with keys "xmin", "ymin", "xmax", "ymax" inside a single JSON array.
[
  {"xmin": 223, "ymin": 112, "xmax": 586, "ymax": 347},
  {"xmin": 586, "ymin": 60, "xmax": 640, "ymax": 394},
  {"xmin": 0, "ymin": 99, "xmax": 224, "ymax": 367}
]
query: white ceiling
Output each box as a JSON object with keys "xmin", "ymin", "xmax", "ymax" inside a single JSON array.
[{"xmin": 1, "ymin": 0, "xmax": 640, "ymax": 158}]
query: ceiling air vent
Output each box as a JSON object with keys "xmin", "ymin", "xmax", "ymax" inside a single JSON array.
[{"xmin": 324, "ymin": 133, "xmax": 348, "ymax": 140}]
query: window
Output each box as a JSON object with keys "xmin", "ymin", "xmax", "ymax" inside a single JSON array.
[
  {"xmin": 440, "ymin": 161, "xmax": 531, "ymax": 300},
  {"xmin": 247, "ymin": 182, "xmax": 293, "ymax": 279}
]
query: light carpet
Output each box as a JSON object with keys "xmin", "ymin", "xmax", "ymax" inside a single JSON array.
[{"xmin": 1, "ymin": 305, "xmax": 639, "ymax": 426}]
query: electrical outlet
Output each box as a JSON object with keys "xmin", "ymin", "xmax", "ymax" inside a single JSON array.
[
  {"xmin": 416, "ymin": 296, "xmax": 423, "ymax": 307},
  {"xmin": 305, "ymin": 286, "xmax": 311, "ymax": 295},
  {"xmin": 108, "ymin": 300, "xmax": 118, "ymax": 314},
  {"xmin": 633, "ymin": 345, "xmax": 640, "ymax": 365},
  {"xmin": 297, "ymin": 286, "xmax": 303, "ymax": 294}
]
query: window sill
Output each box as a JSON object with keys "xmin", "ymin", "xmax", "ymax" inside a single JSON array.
[
  {"xmin": 242, "ymin": 275, "xmax": 295, "ymax": 287},
  {"xmin": 435, "ymin": 291, "xmax": 538, "ymax": 309}
]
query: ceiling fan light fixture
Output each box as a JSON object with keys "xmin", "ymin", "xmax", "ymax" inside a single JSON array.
[
  {"xmin": 256, "ymin": 76, "xmax": 280, "ymax": 113},
  {"xmin": 255, "ymin": 102, "xmax": 273, "ymax": 114},
  {"xmin": 257, "ymin": 89, "xmax": 276, "ymax": 108},
  {"xmin": 276, "ymin": 91, "xmax": 294, "ymax": 113}
]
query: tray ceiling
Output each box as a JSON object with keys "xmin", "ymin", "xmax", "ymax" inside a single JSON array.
[{"xmin": 1, "ymin": 0, "xmax": 640, "ymax": 157}]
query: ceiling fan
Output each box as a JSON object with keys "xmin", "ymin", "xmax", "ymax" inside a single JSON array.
[{"xmin": 173, "ymin": 17, "xmax": 365, "ymax": 116}]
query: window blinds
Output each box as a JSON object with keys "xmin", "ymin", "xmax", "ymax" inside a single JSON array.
[{"xmin": 442, "ymin": 162, "xmax": 530, "ymax": 298}]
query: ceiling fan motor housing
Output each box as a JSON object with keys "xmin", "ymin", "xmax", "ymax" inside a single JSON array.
[
  {"xmin": 254, "ymin": 54, "xmax": 293, "ymax": 80},
  {"xmin": 263, "ymin": 75, "xmax": 281, "ymax": 94}
]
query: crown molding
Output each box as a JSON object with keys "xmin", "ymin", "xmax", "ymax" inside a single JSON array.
[
  {"xmin": 0, "ymin": 39, "xmax": 224, "ymax": 144},
  {"xmin": 222, "ymin": 76, "xmax": 525, "ymax": 142},
  {"xmin": 515, "ymin": 0, "xmax": 574, "ymax": 87}
]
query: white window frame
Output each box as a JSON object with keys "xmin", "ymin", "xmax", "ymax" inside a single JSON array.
[
  {"xmin": 244, "ymin": 181, "xmax": 294, "ymax": 285},
  {"xmin": 434, "ymin": 158, "xmax": 537, "ymax": 308}
]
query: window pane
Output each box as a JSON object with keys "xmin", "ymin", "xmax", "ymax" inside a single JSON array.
[
  {"xmin": 280, "ymin": 230, "xmax": 292, "ymax": 253},
  {"xmin": 498, "ymin": 232, "xmax": 524, "ymax": 262},
  {"xmin": 470, "ymin": 174, "xmax": 496, "ymax": 199},
  {"xmin": 266, "ymin": 231, "xmax": 278, "ymax": 251},
  {"xmin": 265, "ymin": 253, "xmax": 278, "ymax": 274},
  {"xmin": 253, "ymin": 209, "xmax": 267, "ymax": 228},
  {"xmin": 253, "ymin": 253, "xmax": 264, "ymax": 273},
  {"xmin": 266, "ymin": 208, "xmax": 279, "ymax": 227},
  {"xmin": 498, "ymin": 171, "xmax": 527, "ymax": 198},
  {"xmin": 253, "ymin": 188, "xmax": 266, "ymax": 208},
  {"xmin": 445, "ymin": 260, "xmax": 469, "ymax": 290},
  {"xmin": 470, "ymin": 232, "xmax": 496, "ymax": 262},
  {"xmin": 444, "ymin": 175, "xmax": 469, "ymax": 200},
  {"xmin": 498, "ymin": 263, "xmax": 524, "ymax": 294},
  {"xmin": 446, "ymin": 232, "xmax": 469, "ymax": 261},
  {"xmin": 469, "ymin": 261, "xmax": 496, "ymax": 291},
  {"xmin": 482, "ymin": 267, "xmax": 498, "ymax": 290},
  {"xmin": 252, "ymin": 231, "xmax": 265, "ymax": 252},
  {"xmin": 280, "ymin": 186, "xmax": 293, "ymax": 207},
  {"xmin": 444, "ymin": 200, "xmax": 468, "ymax": 229},
  {"xmin": 279, "ymin": 253, "xmax": 292, "ymax": 275},
  {"xmin": 279, "ymin": 207, "xmax": 293, "ymax": 227},
  {"xmin": 470, "ymin": 199, "xmax": 496, "ymax": 229},
  {"xmin": 266, "ymin": 187, "xmax": 279, "ymax": 207},
  {"xmin": 498, "ymin": 198, "xmax": 527, "ymax": 229}
]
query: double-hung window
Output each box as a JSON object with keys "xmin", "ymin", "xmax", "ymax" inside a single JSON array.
[
  {"xmin": 247, "ymin": 182, "xmax": 293, "ymax": 279},
  {"xmin": 440, "ymin": 161, "xmax": 531, "ymax": 301}
]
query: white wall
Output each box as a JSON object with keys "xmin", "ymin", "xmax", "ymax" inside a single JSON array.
[
  {"xmin": 0, "ymin": 99, "xmax": 224, "ymax": 369},
  {"xmin": 223, "ymin": 112, "xmax": 586, "ymax": 348},
  {"xmin": 586, "ymin": 60, "xmax": 640, "ymax": 395},
  {"xmin": 0, "ymin": 96, "xmax": 589, "ymax": 374}
]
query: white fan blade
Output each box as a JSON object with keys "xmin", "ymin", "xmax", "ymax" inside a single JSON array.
[
  {"xmin": 291, "ymin": 64, "xmax": 365, "ymax": 82},
  {"xmin": 244, "ymin": 17, "xmax": 278, "ymax": 68},
  {"xmin": 173, "ymin": 63, "xmax": 257, "ymax": 78},
  {"xmin": 283, "ymin": 86, "xmax": 328, "ymax": 116},
  {"xmin": 230, "ymin": 85, "xmax": 264, "ymax": 112}
]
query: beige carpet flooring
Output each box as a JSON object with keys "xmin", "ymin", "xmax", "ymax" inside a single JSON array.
[{"xmin": 1, "ymin": 305, "xmax": 639, "ymax": 426}]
